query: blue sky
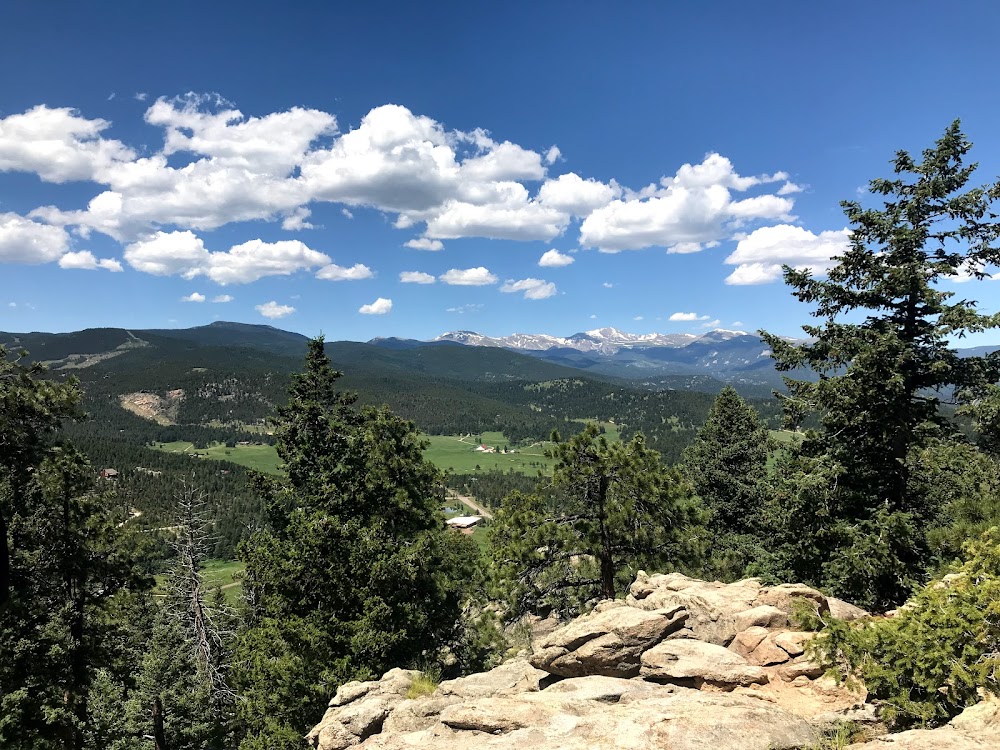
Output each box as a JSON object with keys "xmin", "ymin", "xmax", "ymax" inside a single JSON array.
[{"xmin": 3, "ymin": 1, "xmax": 1000, "ymax": 343}]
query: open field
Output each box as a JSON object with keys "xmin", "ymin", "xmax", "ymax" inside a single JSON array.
[
  {"xmin": 155, "ymin": 558, "xmax": 245, "ymax": 603},
  {"xmin": 423, "ymin": 433, "xmax": 555, "ymax": 474},
  {"xmin": 770, "ymin": 429, "xmax": 804, "ymax": 445},
  {"xmin": 151, "ymin": 420, "xmax": 622, "ymax": 479},
  {"xmin": 151, "ymin": 440, "xmax": 284, "ymax": 475},
  {"xmin": 571, "ymin": 420, "xmax": 621, "ymax": 442}
]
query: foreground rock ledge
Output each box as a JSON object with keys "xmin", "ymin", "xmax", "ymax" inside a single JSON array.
[{"xmin": 305, "ymin": 572, "xmax": 995, "ymax": 749}]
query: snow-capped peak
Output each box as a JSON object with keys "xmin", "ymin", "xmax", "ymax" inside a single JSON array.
[{"xmin": 434, "ymin": 328, "xmax": 753, "ymax": 354}]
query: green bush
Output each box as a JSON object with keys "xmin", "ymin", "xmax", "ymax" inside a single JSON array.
[{"xmin": 815, "ymin": 528, "xmax": 1000, "ymax": 728}]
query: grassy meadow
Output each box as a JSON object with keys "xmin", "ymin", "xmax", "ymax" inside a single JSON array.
[
  {"xmin": 152, "ymin": 421, "xmax": 623, "ymax": 478},
  {"xmin": 151, "ymin": 440, "xmax": 284, "ymax": 475},
  {"xmin": 155, "ymin": 558, "xmax": 245, "ymax": 603},
  {"xmin": 423, "ymin": 432, "xmax": 555, "ymax": 474}
]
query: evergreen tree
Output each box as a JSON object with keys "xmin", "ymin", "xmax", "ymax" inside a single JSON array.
[
  {"xmin": 0, "ymin": 346, "xmax": 82, "ymax": 606},
  {"xmin": 116, "ymin": 608, "xmax": 222, "ymax": 750},
  {"xmin": 816, "ymin": 529, "xmax": 1000, "ymax": 728},
  {"xmin": 1, "ymin": 347, "xmax": 151, "ymax": 750},
  {"xmin": 232, "ymin": 338, "xmax": 471, "ymax": 749},
  {"xmin": 762, "ymin": 121, "xmax": 1000, "ymax": 609},
  {"xmin": 490, "ymin": 424, "xmax": 698, "ymax": 620},
  {"xmin": 1, "ymin": 446, "xmax": 150, "ymax": 750},
  {"xmin": 682, "ymin": 386, "xmax": 770, "ymax": 579}
]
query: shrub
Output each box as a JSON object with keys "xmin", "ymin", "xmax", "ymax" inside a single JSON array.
[{"xmin": 814, "ymin": 529, "xmax": 1000, "ymax": 728}]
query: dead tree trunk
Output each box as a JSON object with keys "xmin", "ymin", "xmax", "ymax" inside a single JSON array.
[{"xmin": 151, "ymin": 696, "xmax": 167, "ymax": 750}]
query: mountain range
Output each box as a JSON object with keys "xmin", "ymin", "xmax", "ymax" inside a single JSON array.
[
  {"xmin": 370, "ymin": 327, "xmax": 796, "ymax": 387},
  {"xmin": 0, "ymin": 321, "xmax": 751, "ymax": 468}
]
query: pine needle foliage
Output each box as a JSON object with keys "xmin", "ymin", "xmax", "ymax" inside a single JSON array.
[
  {"xmin": 762, "ymin": 121, "xmax": 1000, "ymax": 609},
  {"xmin": 232, "ymin": 337, "xmax": 471, "ymax": 749},
  {"xmin": 815, "ymin": 529, "xmax": 1000, "ymax": 729}
]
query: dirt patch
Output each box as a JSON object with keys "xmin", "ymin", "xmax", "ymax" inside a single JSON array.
[
  {"xmin": 46, "ymin": 332, "xmax": 151, "ymax": 370},
  {"xmin": 119, "ymin": 390, "xmax": 185, "ymax": 425}
]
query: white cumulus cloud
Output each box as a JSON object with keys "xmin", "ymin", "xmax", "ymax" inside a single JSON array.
[
  {"xmin": 359, "ymin": 297, "xmax": 393, "ymax": 314},
  {"xmin": 212, "ymin": 294, "xmax": 233, "ymax": 303},
  {"xmin": 255, "ymin": 300, "xmax": 295, "ymax": 319},
  {"xmin": 316, "ymin": 262, "xmax": 374, "ymax": 281},
  {"xmin": 439, "ymin": 267, "xmax": 498, "ymax": 286},
  {"xmin": 537, "ymin": 172, "xmax": 620, "ymax": 216},
  {"xmin": 422, "ymin": 191, "xmax": 567, "ymax": 242},
  {"xmin": 123, "ymin": 231, "xmax": 330, "ymax": 284},
  {"xmin": 404, "ymin": 237, "xmax": 444, "ymax": 251},
  {"xmin": 0, "ymin": 212, "xmax": 71, "ymax": 264},
  {"xmin": 668, "ymin": 312, "xmax": 710, "ymax": 321},
  {"xmin": 500, "ymin": 277, "xmax": 557, "ymax": 300},
  {"xmin": 205, "ymin": 239, "xmax": 330, "ymax": 284},
  {"xmin": 0, "ymin": 97, "xmax": 821, "ymax": 275},
  {"xmin": 181, "ymin": 292, "xmax": 206, "ymax": 302},
  {"xmin": 281, "ymin": 207, "xmax": 315, "ymax": 230},
  {"xmin": 538, "ymin": 248, "xmax": 575, "ymax": 267},
  {"xmin": 123, "ymin": 230, "xmax": 209, "ymax": 276},
  {"xmin": 724, "ymin": 224, "xmax": 850, "ymax": 285},
  {"xmin": 145, "ymin": 94, "xmax": 338, "ymax": 174},
  {"xmin": 0, "ymin": 105, "xmax": 136, "ymax": 183},
  {"xmin": 579, "ymin": 154, "xmax": 793, "ymax": 253},
  {"xmin": 399, "ymin": 271, "xmax": 436, "ymax": 284},
  {"xmin": 58, "ymin": 250, "xmax": 123, "ymax": 271}
]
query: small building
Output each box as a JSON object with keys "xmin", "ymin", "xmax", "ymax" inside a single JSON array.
[
  {"xmin": 100, "ymin": 468, "xmax": 119, "ymax": 480},
  {"xmin": 474, "ymin": 444, "xmax": 495, "ymax": 453},
  {"xmin": 446, "ymin": 515, "xmax": 482, "ymax": 530}
]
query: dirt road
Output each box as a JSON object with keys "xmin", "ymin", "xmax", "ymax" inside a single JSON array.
[{"xmin": 446, "ymin": 489, "xmax": 493, "ymax": 519}]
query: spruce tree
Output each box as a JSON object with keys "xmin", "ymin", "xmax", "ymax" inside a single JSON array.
[
  {"xmin": 232, "ymin": 338, "xmax": 469, "ymax": 749},
  {"xmin": 762, "ymin": 121, "xmax": 1000, "ymax": 609},
  {"xmin": 683, "ymin": 386, "xmax": 770, "ymax": 579}
]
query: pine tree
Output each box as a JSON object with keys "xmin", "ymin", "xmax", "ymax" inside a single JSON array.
[
  {"xmin": 762, "ymin": 121, "xmax": 1000, "ymax": 609},
  {"xmin": 490, "ymin": 424, "xmax": 698, "ymax": 620},
  {"xmin": 116, "ymin": 485, "xmax": 233, "ymax": 750},
  {"xmin": 0, "ymin": 346, "xmax": 82, "ymax": 606},
  {"xmin": 682, "ymin": 386, "xmax": 770, "ymax": 579},
  {"xmin": 232, "ymin": 338, "xmax": 470, "ymax": 749},
  {"xmin": 1, "ymin": 446, "xmax": 150, "ymax": 750},
  {"xmin": 1, "ymin": 347, "xmax": 151, "ymax": 750}
]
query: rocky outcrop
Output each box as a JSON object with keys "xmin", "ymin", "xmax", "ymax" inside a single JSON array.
[
  {"xmin": 529, "ymin": 604, "xmax": 687, "ymax": 678},
  {"xmin": 307, "ymin": 572, "xmax": 873, "ymax": 750},
  {"xmin": 625, "ymin": 572, "xmax": 829, "ymax": 645}
]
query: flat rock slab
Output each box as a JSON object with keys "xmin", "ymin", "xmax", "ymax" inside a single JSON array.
[
  {"xmin": 438, "ymin": 659, "xmax": 547, "ymax": 699},
  {"xmin": 535, "ymin": 674, "xmax": 677, "ymax": 704},
  {"xmin": 355, "ymin": 690, "xmax": 819, "ymax": 750},
  {"xmin": 640, "ymin": 639, "xmax": 769, "ymax": 688}
]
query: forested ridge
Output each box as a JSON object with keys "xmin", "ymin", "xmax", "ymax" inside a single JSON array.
[
  {"xmin": 3, "ymin": 325, "xmax": 778, "ymax": 562},
  {"xmin": 4, "ymin": 124, "xmax": 1000, "ymax": 749}
]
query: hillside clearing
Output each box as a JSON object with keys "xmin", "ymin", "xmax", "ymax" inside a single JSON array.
[
  {"xmin": 151, "ymin": 440, "xmax": 284, "ymax": 474},
  {"xmin": 423, "ymin": 433, "xmax": 555, "ymax": 474}
]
